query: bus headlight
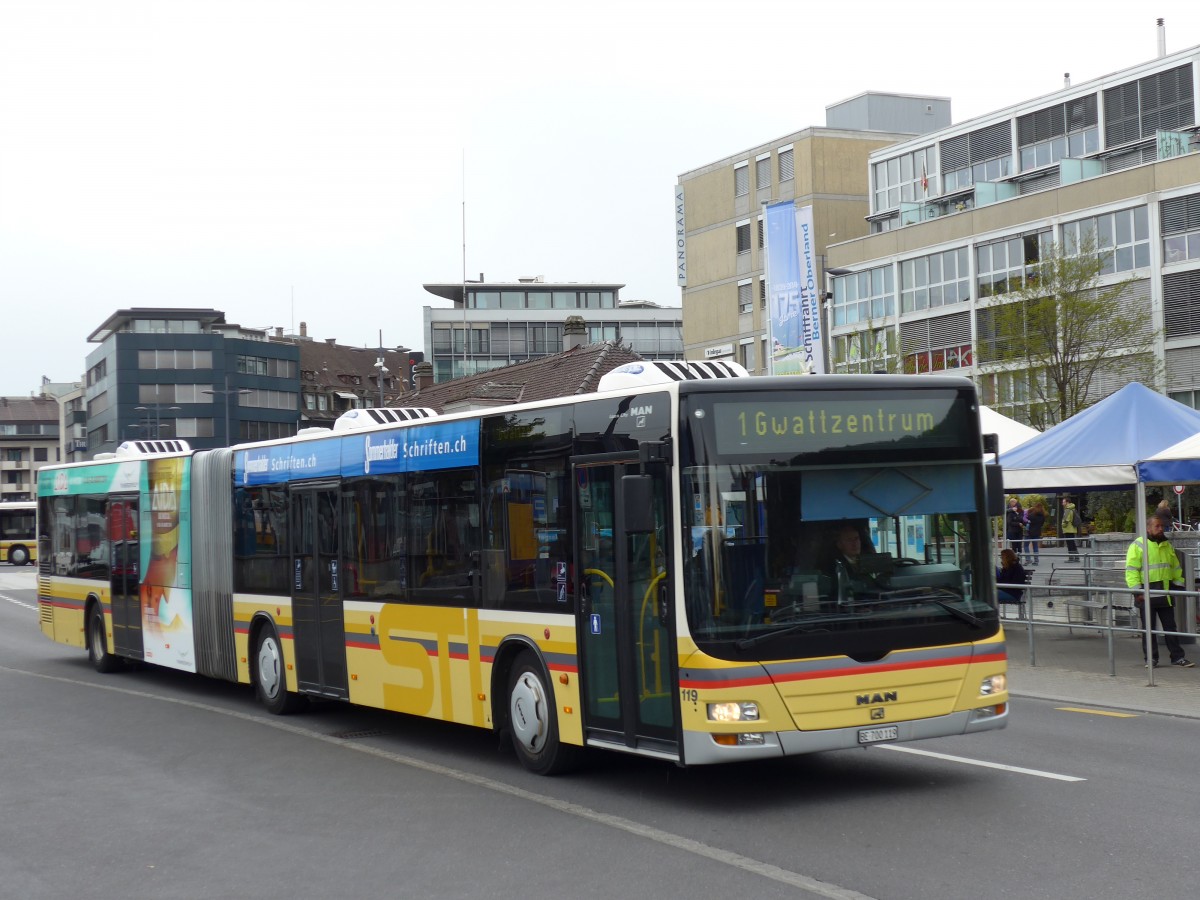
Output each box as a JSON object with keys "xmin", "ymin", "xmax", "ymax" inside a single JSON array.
[
  {"xmin": 707, "ymin": 702, "xmax": 759, "ymax": 722},
  {"xmin": 980, "ymin": 674, "xmax": 1007, "ymax": 696}
]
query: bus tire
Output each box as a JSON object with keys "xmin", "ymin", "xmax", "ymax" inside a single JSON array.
[
  {"xmin": 253, "ymin": 623, "xmax": 306, "ymax": 715},
  {"xmin": 87, "ymin": 604, "xmax": 121, "ymax": 674},
  {"xmin": 506, "ymin": 651, "xmax": 577, "ymax": 775},
  {"xmin": 8, "ymin": 545, "xmax": 29, "ymax": 566}
]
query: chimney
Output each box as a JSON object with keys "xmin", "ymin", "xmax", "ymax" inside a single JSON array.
[
  {"xmin": 325, "ymin": 338, "xmax": 337, "ymax": 345},
  {"xmin": 275, "ymin": 326, "xmax": 283, "ymax": 338},
  {"xmin": 300, "ymin": 321, "xmax": 308, "ymax": 338},
  {"xmin": 1063, "ymin": 72, "xmax": 1070, "ymax": 88},
  {"xmin": 413, "ymin": 361, "xmax": 434, "ymax": 391},
  {"xmin": 563, "ymin": 315, "xmax": 587, "ymax": 351},
  {"xmin": 1157, "ymin": 17, "xmax": 1166, "ymax": 57}
]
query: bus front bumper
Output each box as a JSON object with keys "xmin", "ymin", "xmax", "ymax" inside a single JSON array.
[{"xmin": 681, "ymin": 703, "xmax": 1008, "ymax": 766}]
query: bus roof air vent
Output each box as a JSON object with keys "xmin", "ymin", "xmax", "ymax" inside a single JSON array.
[
  {"xmin": 333, "ymin": 407, "xmax": 439, "ymax": 431},
  {"xmin": 115, "ymin": 439, "xmax": 192, "ymax": 457},
  {"xmin": 597, "ymin": 360, "xmax": 749, "ymax": 392}
]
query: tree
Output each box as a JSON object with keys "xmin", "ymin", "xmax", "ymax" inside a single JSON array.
[{"xmin": 978, "ymin": 236, "xmax": 1160, "ymax": 430}]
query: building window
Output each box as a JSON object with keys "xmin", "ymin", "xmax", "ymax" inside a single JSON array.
[
  {"xmin": 734, "ymin": 162, "xmax": 749, "ymax": 197},
  {"xmin": 137, "ymin": 349, "xmax": 214, "ymax": 370},
  {"xmin": 759, "ymin": 278, "xmax": 766, "ymax": 309},
  {"xmin": 1162, "ymin": 193, "xmax": 1200, "ymax": 265},
  {"xmin": 738, "ymin": 280, "xmax": 753, "ymax": 314},
  {"xmin": 34, "ymin": 448, "xmax": 48, "ymax": 461},
  {"xmin": 755, "ymin": 154, "xmax": 771, "ymax": 190},
  {"xmin": 832, "ymin": 265, "xmax": 895, "ymax": 326},
  {"xmin": 757, "ymin": 217, "xmax": 764, "ymax": 250},
  {"xmin": 900, "ymin": 248, "xmax": 970, "ymax": 313},
  {"xmin": 139, "ymin": 383, "xmax": 214, "ymax": 403},
  {"xmin": 1062, "ymin": 206, "xmax": 1150, "ymax": 274},
  {"xmin": 834, "ymin": 327, "xmax": 897, "ymax": 374},
  {"xmin": 940, "ymin": 122, "xmax": 1012, "ymax": 193},
  {"xmin": 174, "ymin": 418, "xmax": 215, "ymax": 438},
  {"xmin": 739, "ymin": 340, "xmax": 756, "ymax": 371},
  {"xmin": 1103, "ymin": 63, "xmax": 1194, "ymax": 147},
  {"xmin": 236, "ymin": 355, "xmax": 295, "ymax": 378},
  {"xmin": 778, "ymin": 147, "xmax": 794, "ymax": 182},
  {"xmin": 1017, "ymin": 95, "xmax": 1099, "ymax": 171},
  {"xmin": 1164, "ymin": 270, "xmax": 1200, "ymax": 338},
  {"xmin": 873, "ymin": 147, "xmax": 936, "ymax": 212},
  {"xmin": 976, "ymin": 230, "xmax": 1052, "ymax": 298},
  {"xmin": 736, "ymin": 222, "xmax": 751, "ymax": 254},
  {"xmin": 900, "ymin": 312, "xmax": 972, "ymax": 373}
]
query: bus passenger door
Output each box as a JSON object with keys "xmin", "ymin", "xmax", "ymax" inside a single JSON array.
[
  {"xmin": 573, "ymin": 457, "xmax": 677, "ymax": 756},
  {"xmin": 108, "ymin": 496, "xmax": 143, "ymax": 659},
  {"xmin": 290, "ymin": 484, "xmax": 348, "ymax": 699}
]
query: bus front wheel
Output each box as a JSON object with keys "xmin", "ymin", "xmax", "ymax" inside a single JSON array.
[
  {"xmin": 506, "ymin": 652, "xmax": 577, "ymax": 775},
  {"xmin": 253, "ymin": 624, "xmax": 306, "ymax": 715},
  {"xmin": 8, "ymin": 545, "xmax": 29, "ymax": 566},
  {"xmin": 87, "ymin": 605, "xmax": 121, "ymax": 673}
]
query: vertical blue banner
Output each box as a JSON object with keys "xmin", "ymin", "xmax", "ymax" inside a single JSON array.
[{"xmin": 765, "ymin": 201, "xmax": 824, "ymax": 376}]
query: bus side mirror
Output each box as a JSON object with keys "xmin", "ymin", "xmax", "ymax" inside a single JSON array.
[
  {"xmin": 985, "ymin": 465, "xmax": 1005, "ymax": 517},
  {"xmin": 622, "ymin": 474, "xmax": 655, "ymax": 534}
]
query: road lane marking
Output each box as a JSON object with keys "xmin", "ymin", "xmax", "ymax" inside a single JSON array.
[
  {"xmin": 1055, "ymin": 706, "xmax": 1139, "ymax": 718},
  {"xmin": 1, "ymin": 592, "xmax": 37, "ymax": 611},
  {"xmin": 0, "ymin": 664, "xmax": 878, "ymax": 900},
  {"xmin": 875, "ymin": 744, "xmax": 1086, "ymax": 782}
]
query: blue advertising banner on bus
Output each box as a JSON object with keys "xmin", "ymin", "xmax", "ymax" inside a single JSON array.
[{"xmin": 235, "ymin": 420, "xmax": 481, "ymax": 485}]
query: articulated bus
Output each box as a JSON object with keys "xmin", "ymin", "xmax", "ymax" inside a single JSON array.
[
  {"xmin": 1, "ymin": 500, "xmax": 37, "ymax": 566},
  {"xmin": 37, "ymin": 363, "xmax": 1007, "ymax": 773}
]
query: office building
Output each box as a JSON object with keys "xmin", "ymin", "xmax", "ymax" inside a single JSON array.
[
  {"xmin": 0, "ymin": 395, "xmax": 59, "ymax": 501},
  {"xmin": 826, "ymin": 35, "xmax": 1200, "ymax": 423},
  {"xmin": 422, "ymin": 277, "xmax": 683, "ymax": 382},
  {"xmin": 84, "ymin": 308, "xmax": 300, "ymax": 455}
]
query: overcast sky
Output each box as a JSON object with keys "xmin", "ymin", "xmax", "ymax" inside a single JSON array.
[{"xmin": 3, "ymin": 1, "xmax": 1200, "ymax": 396}]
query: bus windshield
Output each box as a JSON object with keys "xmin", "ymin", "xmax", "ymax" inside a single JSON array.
[{"xmin": 680, "ymin": 386, "xmax": 997, "ymax": 660}]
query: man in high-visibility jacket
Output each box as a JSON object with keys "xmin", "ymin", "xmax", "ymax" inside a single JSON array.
[{"xmin": 1125, "ymin": 513, "xmax": 1195, "ymax": 668}]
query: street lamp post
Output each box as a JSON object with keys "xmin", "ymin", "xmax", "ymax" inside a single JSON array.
[
  {"xmin": 202, "ymin": 375, "xmax": 252, "ymax": 447},
  {"xmin": 133, "ymin": 404, "xmax": 182, "ymax": 439}
]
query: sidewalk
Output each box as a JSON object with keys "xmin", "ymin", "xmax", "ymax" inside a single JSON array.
[{"xmin": 1004, "ymin": 621, "xmax": 1200, "ymax": 720}]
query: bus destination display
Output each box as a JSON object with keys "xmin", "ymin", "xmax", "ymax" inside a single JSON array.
[{"xmin": 712, "ymin": 396, "xmax": 969, "ymax": 455}]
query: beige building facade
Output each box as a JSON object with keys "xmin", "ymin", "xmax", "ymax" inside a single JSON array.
[{"xmin": 676, "ymin": 95, "xmax": 947, "ymax": 374}]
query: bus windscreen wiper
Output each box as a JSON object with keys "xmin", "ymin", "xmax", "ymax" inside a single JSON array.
[
  {"xmin": 850, "ymin": 587, "xmax": 983, "ymax": 627},
  {"xmin": 734, "ymin": 617, "xmax": 839, "ymax": 649}
]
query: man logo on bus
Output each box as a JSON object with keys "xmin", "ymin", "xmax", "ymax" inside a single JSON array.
[
  {"xmin": 856, "ymin": 691, "xmax": 898, "ymax": 705},
  {"xmin": 54, "ymin": 471, "xmax": 68, "ymax": 493}
]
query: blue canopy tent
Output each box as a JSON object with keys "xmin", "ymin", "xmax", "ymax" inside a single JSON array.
[
  {"xmin": 1001, "ymin": 383, "xmax": 1200, "ymax": 493},
  {"xmin": 1136, "ymin": 431, "xmax": 1200, "ymax": 486}
]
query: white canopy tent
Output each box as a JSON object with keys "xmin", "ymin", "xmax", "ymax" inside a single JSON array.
[{"xmin": 979, "ymin": 406, "xmax": 1038, "ymax": 461}]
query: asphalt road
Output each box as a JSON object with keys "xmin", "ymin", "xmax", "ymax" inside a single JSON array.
[{"xmin": 1, "ymin": 564, "xmax": 1195, "ymax": 900}]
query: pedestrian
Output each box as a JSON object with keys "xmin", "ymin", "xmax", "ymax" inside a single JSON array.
[
  {"xmin": 995, "ymin": 548, "xmax": 1028, "ymax": 611},
  {"xmin": 1025, "ymin": 502, "xmax": 1046, "ymax": 565},
  {"xmin": 1005, "ymin": 497, "xmax": 1024, "ymax": 553},
  {"xmin": 1125, "ymin": 512, "xmax": 1195, "ymax": 668},
  {"xmin": 1155, "ymin": 499, "xmax": 1174, "ymax": 533},
  {"xmin": 1061, "ymin": 496, "xmax": 1080, "ymax": 562}
]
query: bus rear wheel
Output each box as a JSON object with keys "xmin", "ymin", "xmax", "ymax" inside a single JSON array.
[
  {"xmin": 254, "ymin": 624, "xmax": 306, "ymax": 715},
  {"xmin": 507, "ymin": 652, "xmax": 577, "ymax": 775},
  {"xmin": 8, "ymin": 545, "xmax": 29, "ymax": 566},
  {"xmin": 87, "ymin": 605, "xmax": 121, "ymax": 673}
]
